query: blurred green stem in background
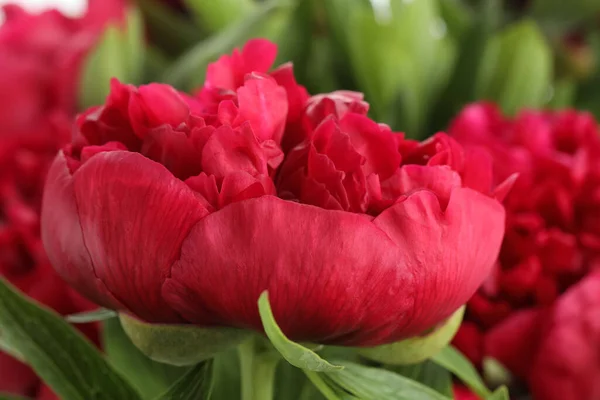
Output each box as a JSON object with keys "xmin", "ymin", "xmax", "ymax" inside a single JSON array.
[
  {"xmin": 184, "ymin": 0, "xmax": 258, "ymax": 33},
  {"xmin": 324, "ymin": 0, "xmax": 457, "ymax": 138},
  {"xmin": 125, "ymin": 0, "xmax": 600, "ymax": 134},
  {"xmin": 163, "ymin": 0, "xmax": 292, "ymax": 91}
]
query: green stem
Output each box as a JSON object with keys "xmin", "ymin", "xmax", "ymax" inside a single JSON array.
[
  {"xmin": 252, "ymin": 353, "xmax": 280, "ymax": 400},
  {"xmin": 238, "ymin": 338, "xmax": 280, "ymax": 400},
  {"xmin": 304, "ymin": 370, "xmax": 341, "ymax": 400},
  {"xmin": 239, "ymin": 339, "xmax": 255, "ymax": 400}
]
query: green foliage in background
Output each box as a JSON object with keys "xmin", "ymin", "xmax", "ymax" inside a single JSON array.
[{"xmin": 74, "ymin": 0, "xmax": 599, "ymax": 137}]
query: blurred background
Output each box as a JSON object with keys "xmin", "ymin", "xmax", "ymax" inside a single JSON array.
[
  {"xmin": 4, "ymin": 0, "xmax": 600, "ymax": 139},
  {"xmin": 1, "ymin": 1, "xmax": 600, "ymax": 399},
  {"xmin": 0, "ymin": 0, "xmax": 85, "ymax": 16}
]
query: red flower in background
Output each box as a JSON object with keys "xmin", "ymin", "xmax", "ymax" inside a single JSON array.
[
  {"xmin": 450, "ymin": 103, "xmax": 600, "ymax": 400},
  {"xmin": 0, "ymin": 0, "xmax": 124, "ymax": 134},
  {"xmin": 453, "ymin": 385, "xmax": 480, "ymax": 400},
  {"xmin": 0, "ymin": 1, "xmax": 125, "ymax": 398},
  {"xmin": 41, "ymin": 39, "xmax": 505, "ymax": 348}
]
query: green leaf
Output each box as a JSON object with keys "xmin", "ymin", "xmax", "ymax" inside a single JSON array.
[
  {"xmin": 339, "ymin": 0, "xmax": 456, "ymax": 135},
  {"xmin": 432, "ymin": 346, "xmax": 491, "ymax": 398},
  {"xmin": 325, "ymin": 361, "xmax": 451, "ymax": 400},
  {"xmin": 103, "ymin": 318, "xmax": 189, "ymax": 399},
  {"xmin": 163, "ymin": 0, "xmax": 292, "ymax": 91},
  {"xmin": 257, "ymin": 291, "xmax": 342, "ymax": 372},
  {"xmin": 487, "ymin": 386, "xmax": 510, "ymax": 400},
  {"xmin": 360, "ymin": 306, "xmax": 464, "ymax": 365},
  {"xmin": 134, "ymin": 0, "xmax": 202, "ymax": 55},
  {"xmin": 304, "ymin": 370, "xmax": 349, "ymax": 400},
  {"xmin": 123, "ymin": 7, "xmax": 145, "ymax": 85},
  {"xmin": 548, "ymin": 79, "xmax": 576, "ymax": 109},
  {"xmin": 531, "ymin": 0, "xmax": 600, "ymax": 31},
  {"xmin": 156, "ymin": 360, "xmax": 213, "ymax": 400},
  {"xmin": 430, "ymin": 0, "xmax": 501, "ymax": 132},
  {"xmin": 78, "ymin": 7, "xmax": 146, "ymax": 109},
  {"xmin": 184, "ymin": 0, "xmax": 257, "ymax": 32},
  {"xmin": 66, "ymin": 308, "xmax": 117, "ymax": 323},
  {"xmin": 0, "ymin": 332, "xmax": 25, "ymax": 362},
  {"xmin": 391, "ymin": 361, "xmax": 453, "ymax": 398},
  {"xmin": 476, "ymin": 20, "xmax": 552, "ymax": 115},
  {"xmin": 79, "ymin": 24, "xmax": 124, "ymax": 109},
  {"xmin": 119, "ymin": 313, "xmax": 249, "ymax": 367},
  {"xmin": 0, "ymin": 278, "xmax": 141, "ymax": 400},
  {"xmin": 435, "ymin": 0, "xmax": 472, "ymax": 39}
]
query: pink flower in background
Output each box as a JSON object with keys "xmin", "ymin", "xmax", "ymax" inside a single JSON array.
[
  {"xmin": 453, "ymin": 385, "xmax": 480, "ymax": 400},
  {"xmin": 0, "ymin": 119, "xmax": 101, "ymax": 400},
  {"xmin": 450, "ymin": 102, "xmax": 600, "ymax": 400},
  {"xmin": 0, "ymin": 0, "xmax": 125, "ymax": 133},
  {"xmin": 0, "ymin": 1, "xmax": 126, "ymax": 398},
  {"xmin": 41, "ymin": 40, "xmax": 505, "ymax": 349}
]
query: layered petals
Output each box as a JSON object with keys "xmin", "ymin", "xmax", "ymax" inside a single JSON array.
[
  {"xmin": 42, "ymin": 41, "xmax": 505, "ymax": 349},
  {"xmin": 450, "ymin": 103, "xmax": 600, "ymax": 399},
  {"xmin": 529, "ymin": 273, "xmax": 600, "ymax": 400}
]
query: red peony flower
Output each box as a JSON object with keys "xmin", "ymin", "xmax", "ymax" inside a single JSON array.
[
  {"xmin": 41, "ymin": 40, "xmax": 505, "ymax": 349},
  {"xmin": 0, "ymin": 0, "xmax": 124, "ymax": 134},
  {"xmin": 0, "ymin": 1, "xmax": 125, "ymax": 398},
  {"xmin": 449, "ymin": 102, "xmax": 600, "ymax": 400}
]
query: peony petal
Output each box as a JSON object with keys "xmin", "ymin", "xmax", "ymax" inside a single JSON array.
[
  {"xmin": 270, "ymin": 62, "xmax": 309, "ymax": 123},
  {"xmin": 71, "ymin": 151, "xmax": 209, "ymax": 322},
  {"xmin": 453, "ymin": 385, "xmax": 480, "ymax": 400},
  {"xmin": 373, "ymin": 188, "xmax": 505, "ymax": 337},
  {"xmin": 129, "ymin": 84, "xmax": 191, "ymax": 135},
  {"xmin": 338, "ymin": 113, "xmax": 400, "ymax": 179},
  {"xmin": 236, "ymin": 76, "xmax": 288, "ymax": 143},
  {"xmin": 240, "ymin": 39, "xmax": 278, "ymax": 76},
  {"xmin": 205, "ymin": 39, "xmax": 277, "ymax": 90},
  {"xmin": 37, "ymin": 384, "xmax": 60, "ymax": 400},
  {"xmin": 305, "ymin": 91, "xmax": 369, "ymax": 130},
  {"xmin": 0, "ymin": 352, "xmax": 38, "ymax": 396},
  {"xmin": 381, "ymin": 165, "xmax": 462, "ymax": 209},
  {"xmin": 201, "ymin": 124, "xmax": 268, "ymax": 179},
  {"xmin": 163, "ymin": 196, "xmax": 416, "ymax": 345},
  {"xmin": 140, "ymin": 125, "xmax": 203, "ymax": 180},
  {"xmin": 484, "ymin": 308, "xmax": 545, "ymax": 380},
  {"xmin": 41, "ymin": 152, "xmax": 123, "ymax": 310},
  {"xmin": 460, "ymin": 146, "xmax": 494, "ymax": 195},
  {"xmin": 185, "ymin": 172, "xmax": 219, "ymax": 211},
  {"xmin": 80, "ymin": 141, "xmax": 127, "ymax": 164},
  {"xmin": 77, "ymin": 79, "xmax": 141, "ymax": 151},
  {"xmin": 218, "ymin": 171, "xmax": 275, "ymax": 208},
  {"xmin": 529, "ymin": 272, "xmax": 600, "ymax": 400}
]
